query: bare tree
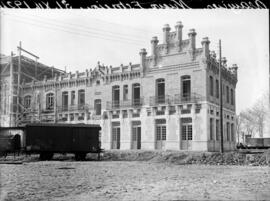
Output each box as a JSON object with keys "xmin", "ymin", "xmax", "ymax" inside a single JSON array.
[{"xmin": 239, "ymin": 92, "xmax": 269, "ymax": 138}]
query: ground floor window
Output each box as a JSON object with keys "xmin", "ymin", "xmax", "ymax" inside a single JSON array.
[
  {"xmin": 216, "ymin": 119, "xmax": 219, "ymax": 141},
  {"xmin": 210, "ymin": 118, "xmax": 214, "ymax": 140},
  {"xmin": 155, "ymin": 119, "xmax": 166, "ymax": 150},
  {"xmin": 131, "ymin": 121, "xmax": 141, "ymax": 149},
  {"xmin": 226, "ymin": 122, "xmax": 230, "ymax": 141},
  {"xmin": 181, "ymin": 118, "xmax": 192, "ymax": 150},
  {"xmin": 231, "ymin": 123, "xmax": 234, "ymax": 142},
  {"xmin": 181, "ymin": 118, "xmax": 192, "ymax": 140},
  {"xmin": 112, "ymin": 122, "xmax": 120, "ymax": 149}
]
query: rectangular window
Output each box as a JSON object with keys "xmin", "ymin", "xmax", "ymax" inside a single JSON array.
[
  {"xmin": 112, "ymin": 86, "xmax": 120, "ymax": 108},
  {"xmin": 123, "ymin": 85, "xmax": 128, "ymax": 101},
  {"xmin": 216, "ymin": 119, "xmax": 219, "ymax": 141},
  {"xmin": 226, "ymin": 86, "xmax": 229, "ymax": 103},
  {"xmin": 71, "ymin": 91, "xmax": 75, "ymax": 105},
  {"xmin": 78, "ymin": 90, "xmax": 85, "ymax": 107},
  {"xmin": 46, "ymin": 93, "xmax": 54, "ymax": 110},
  {"xmin": 210, "ymin": 76, "xmax": 214, "ymax": 96},
  {"xmin": 216, "ymin": 79, "xmax": 219, "ymax": 98},
  {"xmin": 181, "ymin": 109, "xmax": 191, "ymax": 114},
  {"xmin": 122, "ymin": 110, "xmax": 128, "ymax": 118},
  {"xmin": 94, "ymin": 99, "xmax": 101, "ymax": 115},
  {"xmin": 210, "ymin": 118, "xmax": 214, "ymax": 140},
  {"xmin": 24, "ymin": 96, "xmax": 31, "ymax": 109},
  {"xmin": 181, "ymin": 125, "xmax": 187, "ymax": 140},
  {"xmin": 181, "ymin": 118, "xmax": 192, "ymax": 140},
  {"xmin": 156, "ymin": 120, "xmax": 166, "ymax": 141},
  {"xmin": 62, "ymin": 92, "xmax": 68, "ymax": 111},
  {"xmin": 187, "ymin": 125, "xmax": 192, "ymax": 140},
  {"xmin": 226, "ymin": 122, "xmax": 230, "ymax": 141},
  {"xmin": 230, "ymin": 89, "xmax": 234, "ymax": 105},
  {"xmin": 231, "ymin": 123, "xmax": 234, "ymax": 142},
  {"xmin": 181, "ymin": 76, "xmax": 191, "ymax": 101}
]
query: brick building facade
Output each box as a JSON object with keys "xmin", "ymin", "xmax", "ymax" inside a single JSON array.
[{"xmin": 0, "ymin": 21, "xmax": 238, "ymax": 151}]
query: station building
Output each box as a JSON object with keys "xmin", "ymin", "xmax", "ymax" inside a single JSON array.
[{"xmin": 0, "ymin": 21, "xmax": 238, "ymax": 151}]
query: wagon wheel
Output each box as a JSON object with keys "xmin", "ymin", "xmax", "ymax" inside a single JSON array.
[
  {"xmin": 75, "ymin": 152, "xmax": 86, "ymax": 161},
  {"xmin": 39, "ymin": 152, "xmax": 54, "ymax": 160}
]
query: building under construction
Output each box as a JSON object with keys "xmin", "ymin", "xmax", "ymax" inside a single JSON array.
[{"xmin": 0, "ymin": 21, "xmax": 238, "ymax": 151}]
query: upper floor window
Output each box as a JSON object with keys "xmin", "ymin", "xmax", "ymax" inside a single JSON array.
[
  {"xmin": 226, "ymin": 86, "xmax": 229, "ymax": 103},
  {"xmin": 71, "ymin": 91, "xmax": 75, "ymax": 105},
  {"xmin": 78, "ymin": 89, "xmax": 85, "ymax": 106},
  {"xmin": 230, "ymin": 88, "xmax": 234, "ymax": 105},
  {"xmin": 215, "ymin": 79, "xmax": 219, "ymax": 98},
  {"xmin": 112, "ymin": 85, "xmax": 120, "ymax": 108},
  {"xmin": 24, "ymin": 95, "xmax": 31, "ymax": 109},
  {"xmin": 62, "ymin": 91, "xmax": 68, "ymax": 110},
  {"xmin": 156, "ymin": 79, "xmax": 165, "ymax": 103},
  {"xmin": 181, "ymin": 75, "xmax": 191, "ymax": 100},
  {"xmin": 46, "ymin": 93, "xmax": 54, "ymax": 110},
  {"xmin": 132, "ymin": 83, "xmax": 141, "ymax": 106},
  {"xmin": 94, "ymin": 99, "xmax": 102, "ymax": 115},
  {"xmin": 209, "ymin": 76, "xmax": 214, "ymax": 96},
  {"xmin": 123, "ymin": 85, "xmax": 128, "ymax": 101}
]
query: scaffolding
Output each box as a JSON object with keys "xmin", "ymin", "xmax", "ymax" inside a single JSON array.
[{"xmin": 0, "ymin": 42, "xmax": 64, "ymax": 127}]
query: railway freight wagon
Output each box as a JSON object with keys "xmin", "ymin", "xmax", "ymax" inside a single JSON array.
[
  {"xmin": 245, "ymin": 138, "xmax": 270, "ymax": 149},
  {"xmin": 24, "ymin": 123, "xmax": 101, "ymax": 160}
]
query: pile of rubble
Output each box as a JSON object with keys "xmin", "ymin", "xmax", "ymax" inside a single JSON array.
[{"xmin": 101, "ymin": 149, "xmax": 270, "ymax": 166}]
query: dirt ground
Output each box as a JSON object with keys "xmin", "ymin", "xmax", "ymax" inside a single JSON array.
[{"xmin": 1, "ymin": 161, "xmax": 270, "ymax": 201}]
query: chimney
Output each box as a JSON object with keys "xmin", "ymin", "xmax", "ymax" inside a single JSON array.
[
  {"xmin": 128, "ymin": 62, "xmax": 132, "ymax": 71},
  {"xmin": 210, "ymin": 51, "xmax": 217, "ymax": 59},
  {"xmin": 221, "ymin": 57, "xmax": 227, "ymax": 67},
  {"xmin": 109, "ymin": 65, "xmax": 112, "ymax": 74},
  {"xmin": 175, "ymin": 21, "xmax": 183, "ymax": 51},
  {"xmin": 201, "ymin": 37, "xmax": 210, "ymax": 59},
  {"xmin": 139, "ymin": 48, "xmax": 147, "ymax": 73},
  {"xmin": 188, "ymin": 29, "xmax": 197, "ymax": 51},
  {"xmin": 163, "ymin": 24, "xmax": 171, "ymax": 44},
  {"xmin": 231, "ymin": 64, "xmax": 238, "ymax": 78},
  {"xmin": 151, "ymin": 36, "xmax": 159, "ymax": 65},
  {"xmin": 120, "ymin": 64, "xmax": 124, "ymax": 73}
]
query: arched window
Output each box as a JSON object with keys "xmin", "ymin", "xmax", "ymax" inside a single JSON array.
[
  {"xmin": 46, "ymin": 93, "xmax": 54, "ymax": 110},
  {"xmin": 24, "ymin": 95, "xmax": 31, "ymax": 109}
]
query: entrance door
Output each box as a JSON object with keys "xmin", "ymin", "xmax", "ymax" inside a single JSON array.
[
  {"xmin": 131, "ymin": 124, "xmax": 141, "ymax": 149},
  {"xmin": 156, "ymin": 120, "xmax": 166, "ymax": 150},
  {"xmin": 112, "ymin": 125, "xmax": 120, "ymax": 149},
  {"xmin": 181, "ymin": 121, "xmax": 192, "ymax": 150}
]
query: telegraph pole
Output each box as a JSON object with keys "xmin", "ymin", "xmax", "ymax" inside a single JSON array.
[
  {"xmin": 16, "ymin": 41, "xmax": 22, "ymax": 126},
  {"xmin": 219, "ymin": 39, "xmax": 224, "ymax": 153}
]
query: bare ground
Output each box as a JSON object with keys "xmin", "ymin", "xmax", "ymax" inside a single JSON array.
[{"xmin": 1, "ymin": 161, "xmax": 270, "ymax": 201}]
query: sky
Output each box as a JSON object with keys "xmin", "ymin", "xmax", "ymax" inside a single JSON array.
[{"xmin": 0, "ymin": 9, "xmax": 269, "ymax": 114}]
